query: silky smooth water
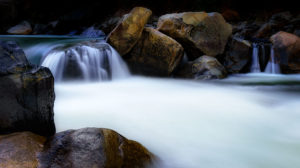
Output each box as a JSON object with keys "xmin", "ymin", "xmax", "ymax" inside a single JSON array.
[{"xmin": 54, "ymin": 75, "xmax": 300, "ymax": 168}]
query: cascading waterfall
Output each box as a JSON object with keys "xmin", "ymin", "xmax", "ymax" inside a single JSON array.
[
  {"xmin": 264, "ymin": 46, "xmax": 281, "ymax": 74},
  {"xmin": 250, "ymin": 43, "xmax": 261, "ymax": 73},
  {"xmin": 41, "ymin": 42, "xmax": 130, "ymax": 81}
]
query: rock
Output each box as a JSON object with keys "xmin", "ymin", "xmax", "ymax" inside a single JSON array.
[
  {"xmin": 157, "ymin": 12, "xmax": 232, "ymax": 59},
  {"xmin": 176, "ymin": 55, "xmax": 227, "ymax": 79},
  {"xmin": 38, "ymin": 128, "xmax": 154, "ymax": 168},
  {"xmin": 126, "ymin": 27, "xmax": 184, "ymax": 76},
  {"xmin": 294, "ymin": 29, "xmax": 300, "ymax": 37},
  {"xmin": 221, "ymin": 9, "xmax": 240, "ymax": 22},
  {"xmin": 107, "ymin": 7, "xmax": 152, "ymax": 56},
  {"xmin": 233, "ymin": 21, "xmax": 260, "ymax": 39},
  {"xmin": 0, "ymin": 132, "xmax": 46, "ymax": 168},
  {"xmin": 0, "ymin": 41, "xmax": 56, "ymax": 136},
  {"xmin": 270, "ymin": 31, "xmax": 300, "ymax": 73},
  {"xmin": 255, "ymin": 12, "xmax": 292, "ymax": 38},
  {"xmin": 224, "ymin": 37, "xmax": 252, "ymax": 73},
  {"xmin": 7, "ymin": 21, "xmax": 32, "ymax": 35},
  {"xmin": 100, "ymin": 16, "xmax": 122, "ymax": 35}
]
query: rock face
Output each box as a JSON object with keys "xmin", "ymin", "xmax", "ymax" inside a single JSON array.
[
  {"xmin": 157, "ymin": 12, "xmax": 232, "ymax": 59},
  {"xmin": 0, "ymin": 132, "xmax": 46, "ymax": 168},
  {"xmin": 270, "ymin": 31, "xmax": 300, "ymax": 73},
  {"xmin": 107, "ymin": 7, "xmax": 152, "ymax": 56},
  {"xmin": 126, "ymin": 27, "xmax": 184, "ymax": 76},
  {"xmin": 7, "ymin": 21, "xmax": 32, "ymax": 35},
  {"xmin": 176, "ymin": 55, "xmax": 227, "ymax": 79},
  {"xmin": 38, "ymin": 128, "xmax": 154, "ymax": 168},
  {"xmin": 0, "ymin": 41, "xmax": 56, "ymax": 137},
  {"xmin": 224, "ymin": 37, "xmax": 252, "ymax": 73}
]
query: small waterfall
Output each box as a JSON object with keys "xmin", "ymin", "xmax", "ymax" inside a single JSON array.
[
  {"xmin": 264, "ymin": 46, "xmax": 281, "ymax": 74},
  {"xmin": 41, "ymin": 42, "xmax": 130, "ymax": 81},
  {"xmin": 250, "ymin": 43, "xmax": 261, "ymax": 73}
]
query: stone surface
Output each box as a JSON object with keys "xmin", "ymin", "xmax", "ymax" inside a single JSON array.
[
  {"xmin": 7, "ymin": 21, "xmax": 32, "ymax": 35},
  {"xmin": 0, "ymin": 41, "xmax": 56, "ymax": 136},
  {"xmin": 107, "ymin": 7, "xmax": 152, "ymax": 56},
  {"xmin": 270, "ymin": 31, "xmax": 300, "ymax": 73},
  {"xmin": 157, "ymin": 12, "xmax": 232, "ymax": 59},
  {"xmin": 126, "ymin": 27, "xmax": 184, "ymax": 76},
  {"xmin": 176, "ymin": 55, "xmax": 227, "ymax": 79},
  {"xmin": 0, "ymin": 132, "xmax": 46, "ymax": 168},
  {"xmin": 38, "ymin": 128, "xmax": 154, "ymax": 168},
  {"xmin": 224, "ymin": 37, "xmax": 252, "ymax": 73}
]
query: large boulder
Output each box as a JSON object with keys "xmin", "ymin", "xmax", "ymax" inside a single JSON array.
[
  {"xmin": 0, "ymin": 132, "xmax": 46, "ymax": 168},
  {"xmin": 176, "ymin": 55, "xmax": 227, "ymax": 79},
  {"xmin": 270, "ymin": 31, "xmax": 300, "ymax": 73},
  {"xmin": 224, "ymin": 37, "xmax": 252, "ymax": 73},
  {"xmin": 0, "ymin": 41, "xmax": 55, "ymax": 136},
  {"xmin": 38, "ymin": 128, "xmax": 154, "ymax": 168},
  {"xmin": 126, "ymin": 27, "xmax": 184, "ymax": 76},
  {"xmin": 157, "ymin": 12, "xmax": 232, "ymax": 59},
  {"xmin": 107, "ymin": 7, "xmax": 152, "ymax": 56},
  {"xmin": 7, "ymin": 21, "xmax": 32, "ymax": 35}
]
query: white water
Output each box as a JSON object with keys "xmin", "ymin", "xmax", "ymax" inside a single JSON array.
[
  {"xmin": 265, "ymin": 47, "xmax": 281, "ymax": 74},
  {"xmin": 54, "ymin": 75, "xmax": 300, "ymax": 168},
  {"xmin": 250, "ymin": 43, "xmax": 261, "ymax": 73},
  {"xmin": 41, "ymin": 42, "xmax": 129, "ymax": 81}
]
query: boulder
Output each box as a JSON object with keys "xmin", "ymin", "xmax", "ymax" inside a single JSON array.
[
  {"xmin": 255, "ymin": 12, "xmax": 292, "ymax": 38},
  {"xmin": 0, "ymin": 132, "xmax": 46, "ymax": 168},
  {"xmin": 157, "ymin": 12, "xmax": 232, "ymax": 59},
  {"xmin": 0, "ymin": 41, "xmax": 56, "ymax": 136},
  {"xmin": 176, "ymin": 55, "xmax": 227, "ymax": 79},
  {"xmin": 7, "ymin": 21, "xmax": 32, "ymax": 35},
  {"xmin": 107, "ymin": 7, "xmax": 152, "ymax": 56},
  {"xmin": 221, "ymin": 9, "xmax": 240, "ymax": 22},
  {"xmin": 270, "ymin": 31, "xmax": 300, "ymax": 73},
  {"xmin": 224, "ymin": 37, "xmax": 252, "ymax": 73},
  {"xmin": 38, "ymin": 128, "xmax": 154, "ymax": 168},
  {"xmin": 126, "ymin": 27, "xmax": 184, "ymax": 76}
]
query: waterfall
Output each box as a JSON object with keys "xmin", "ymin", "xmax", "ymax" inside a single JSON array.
[
  {"xmin": 41, "ymin": 42, "xmax": 130, "ymax": 81},
  {"xmin": 250, "ymin": 43, "xmax": 261, "ymax": 73},
  {"xmin": 264, "ymin": 46, "xmax": 281, "ymax": 74}
]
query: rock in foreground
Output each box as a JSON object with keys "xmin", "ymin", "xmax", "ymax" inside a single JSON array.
[
  {"xmin": 157, "ymin": 12, "xmax": 232, "ymax": 59},
  {"xmin": 38, "ymin": 128, "xmax": 154, "ymax": 168},
  {"xmin": 107, "ymin": 7, "xmax": 152, "ymax": 56},
  {"xmin": 176, "ymin": 55, "xmax": 227, "ymax": 79},
  {"xmin": 0, "ymin": 132, "xmax": 46, "ymax": 168},
  {"xmin": 127, "ymin": 27, "xmax": 184, "ymax": 76},
  {"xmin": 0, "ymin": 41, "xmax": 55, "ymax": 137}
]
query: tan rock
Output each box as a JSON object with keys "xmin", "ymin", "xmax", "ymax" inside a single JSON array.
[
  {"xmin": 7, "ymin": 21, "xmax": 32, "ymax": 35},
  {"xmin": 127, "ymin": 27, "xmax": 184, "ymax": 76},
  {"xmin": 107, "ymin": 7, "xmax": 152, "ymax": 55},
  {"xmin": 157, "ymin": 12, "xmax": 232, "ymax": 59},
  {"xmin": 0, "ymin": 132, "xmax": 46, "ymax": 168}
]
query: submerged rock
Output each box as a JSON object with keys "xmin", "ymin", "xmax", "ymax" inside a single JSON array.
[
  {"xmin": 224, "ymin": 37, "xmax": 252, "ymax": 73},
  {"xmin": 270, "ymin": 31, "xmax": 300, "ymax": 73},
  {"xmin": 176, "ymin": 55, "xmax": 227, "ymax": 79},
  {"xmin": 0, "ymin": 41, "xmax": 55, "ymax": 137},
  {"xmin": 126, "ymin": 27, "xmax": 184, "ymax": 76},
  {"xmin": 7, "ymin": 21, "xmax": 32, "ymax": 35},
  {"xmin": 157, "ymin": 12, "xmax": 232, "ymax": 59},
  {"xmin": 0, "ymin": 132, "xmax": 46, "ymax": 168},
  {"xmin": 107, "ymin": 7, "xmax": 152, "ymax": 56},
  {"xmin": 38, "ymin": 128, "xmax": 154, "ymax": 168}
]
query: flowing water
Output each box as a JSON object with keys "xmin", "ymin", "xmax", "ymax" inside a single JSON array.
[
  {"xmin": 1, "ymin": 36, "xmax": 300, "ymax": 168},
  {"xmin": 250, "ymin": 43, "xmax": 261, "ymax": 73},
  {"xmin": 265, "ymin": 46, "xmax": 281, "ymax": 74}
]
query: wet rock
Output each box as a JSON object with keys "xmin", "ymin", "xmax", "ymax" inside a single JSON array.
[
  {"xmin": 270, "ymin": 31, "xmax": 300, "ymax": 73},
  {"xmin": 233, "ymin": 21, "xmax": 260, "ymax": 39},
  {"xmin": 7, "ymin": 21, "xmax": 32, "ymax": 35},
  {"xmin": 100, "ymin": 16, "xmax": 122, "ymax": 35},
  {"xmin": 0, "ymin": 41, "xmax": 55, "ymax": 136},
  {"xmin": 157, "ymin": 12, "xmax": 232, "ymax": 59},
  {"xmin": 0, "ymin": 132, "xmax": 46, "ymax": 168},
  {"xmin": 224, "ymin": 37, "xmax": 252, "ymax": 73},
  {"xmin": 176, "ymin": 55, "xmax": 227, "ymax": 79},
  {"xmin": 107, "ymin": 7, "xmax": 152, "ymax": 56},
  {"xmin": 38, "ymin": 128, "xmax": 154, "ymax": 168},
  {"xmin": 126, "ymin": 27, "xmax": 184, "ymax": 76}
]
